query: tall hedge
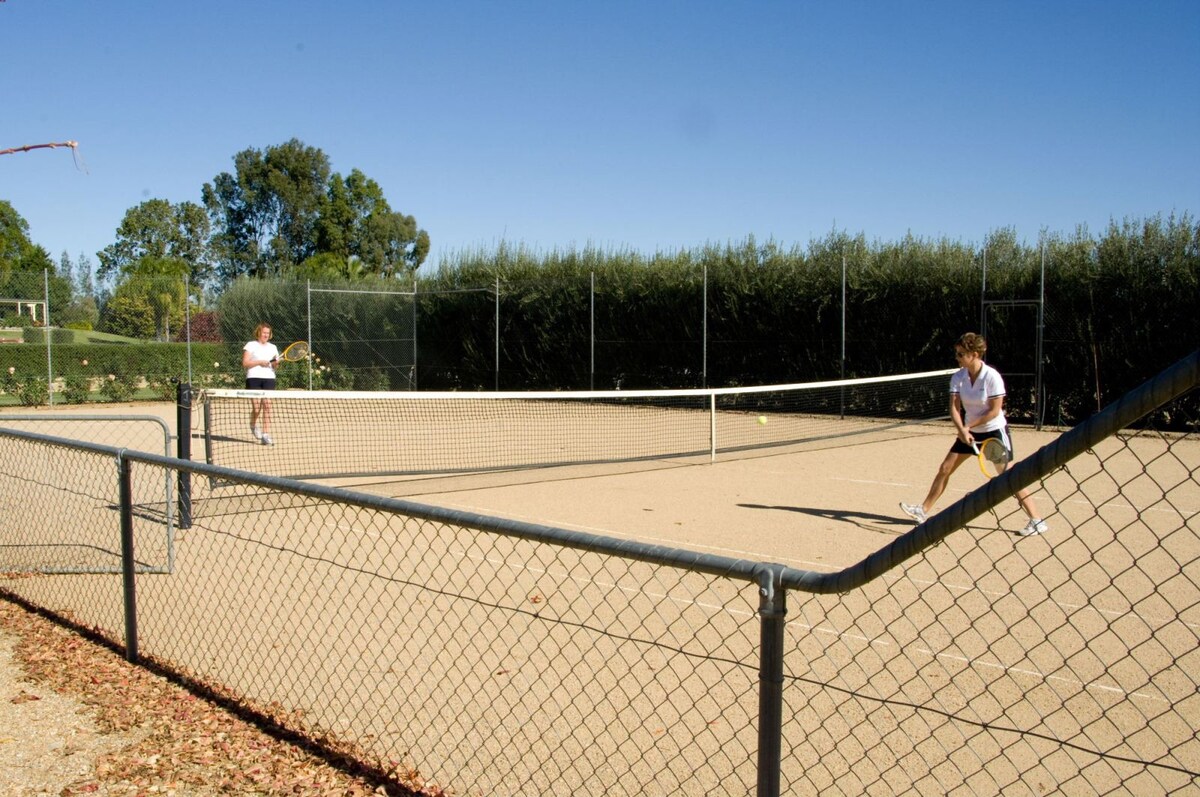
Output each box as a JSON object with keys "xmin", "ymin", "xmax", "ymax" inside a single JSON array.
[{"xmin": 209, "ymin": 215, "xmax": 1197, "ymax": 428}]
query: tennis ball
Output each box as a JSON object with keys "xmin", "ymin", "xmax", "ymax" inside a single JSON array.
[{"xmin": 757, "ymin": 415, "xmax": 768, "ymax": 426}]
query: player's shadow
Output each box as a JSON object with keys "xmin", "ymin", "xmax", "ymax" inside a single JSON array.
[{"xmin": 739, "ymin": 503, "xmax": 911, "ymax": 535}]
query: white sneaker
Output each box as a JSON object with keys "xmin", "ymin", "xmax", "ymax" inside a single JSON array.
[
  {"xmin": 1019, "ymin": 518, "xmax": 1049, "ymax": 536},
  {"xmin": 899, "ymin": 502, "xmax": 927, "ymax": 523},
  {"xmin": 252, "ymin": 426, "xmax": 262, "ymax": 441},
  {"xmin": 261, "ymin": 433, "xmax": 274, "ymax": 446}
]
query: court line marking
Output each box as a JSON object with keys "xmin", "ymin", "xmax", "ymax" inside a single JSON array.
[{"xmin": 789, "ymin": 619, "xmax": 1169, "ymax": 705}]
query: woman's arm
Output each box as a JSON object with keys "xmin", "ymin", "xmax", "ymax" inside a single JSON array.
[{"xmin": 950, "ymin": 395, "xmax": 970, "ymax": 442}]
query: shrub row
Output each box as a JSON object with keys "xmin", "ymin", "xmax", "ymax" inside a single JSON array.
[{"xmin": 0, "ymin": 343, "xmax": 228, "ymax": 405}]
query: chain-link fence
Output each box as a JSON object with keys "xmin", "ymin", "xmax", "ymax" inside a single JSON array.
[
  {"xmin": 1, "ymin": 351, "xmax": 1197, "ymax": 792},
  {"xmin": 2, "ymin": 352, "xmax": 1200, "ymax": 792},
  {"xmin": 6, "ymin": 259, "xmax": 1193, "ymax": 438},
  {"xmin": 1, "ymin": 264, "xmax": 1025, "ymax": 404}
]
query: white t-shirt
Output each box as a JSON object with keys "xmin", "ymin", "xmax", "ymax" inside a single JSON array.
[
  {"xmin": 244, "ymin": 340, "xmax": 280, "ymax": 380},
  {"xmin": 949, "ymin": 363, "xmax": 1006, "ymax": 432}
]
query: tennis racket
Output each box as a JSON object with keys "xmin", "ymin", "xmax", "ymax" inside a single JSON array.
[
  {"xmin": 972, "ymin": 437, "xmax": 1011, "ymax": 478},
  {"xmin": 277, "ymin": 341, "xmax": 310, "ymax": 363}
]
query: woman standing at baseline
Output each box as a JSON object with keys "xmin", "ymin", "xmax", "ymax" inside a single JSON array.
[{"xmin": 242, "ymin": 322, "xmax": 279, "ymax": 446}]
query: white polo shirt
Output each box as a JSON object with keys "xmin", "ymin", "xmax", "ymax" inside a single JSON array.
[
  {"xmin": 244, "ymin": 340, "xmax": 280, "ymax": 380},
  {"xmin": 949, "ymin": 363, "xmax": 1006, "ymax": 432}
]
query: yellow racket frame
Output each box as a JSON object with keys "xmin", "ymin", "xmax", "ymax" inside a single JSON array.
[
  {"xmin": 278, "ymin": 341, "xmax": 310, "ymax": 362},
  {"xmin": 973, "ymin": 437, "xmax": 1011, "ymax": 478}
]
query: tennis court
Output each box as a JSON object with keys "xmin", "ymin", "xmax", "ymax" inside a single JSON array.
[
  {"xmin": 1, "ymin": 369, "xmax": 1198, "ymax": 794},
  {"xmin": 1, "ymin": 389, "xmax": 1052, "ymax": 568}
]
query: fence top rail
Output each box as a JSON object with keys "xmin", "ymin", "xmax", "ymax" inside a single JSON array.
[
  {"xmin": 307, "ymin": 287, "xmax": 416, "ymax": 297},
  {"xmin": 0, "ymin": 413, "xmax": 170, "ymax": 432},
  {"xmin": 0, "ymin": 424, "xmax": 781, "ymax": 586}
]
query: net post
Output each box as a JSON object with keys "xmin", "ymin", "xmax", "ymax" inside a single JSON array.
[
  {"xmin": 710, "ymin": 393, "xmax": 717, "ymax": 462},
  {"xmin": 202, "ymin": 395, "xmax": 214, "ymax": 467},
  {"xmin": 756, "ymin": 565, "xmax": 786, "ymax": 797},
  {"xmin": 175, "ymin": 382, "xmax": 193, "ymax": 529}
]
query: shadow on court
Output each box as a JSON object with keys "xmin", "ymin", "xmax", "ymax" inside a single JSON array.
[{"xmin": 738, "ymin": 502, "xmax": 911, "ymax": 535}]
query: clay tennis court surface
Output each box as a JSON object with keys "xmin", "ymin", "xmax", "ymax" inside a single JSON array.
[{"xmin": 1, "ymin": 399, "xmax": 1064, "ymax": 568}]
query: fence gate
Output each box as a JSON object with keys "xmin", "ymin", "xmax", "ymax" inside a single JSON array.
[
  {"xmin": 982, "ymin": 298, "xmax": 1044, "ymax": 428},
  {"xmin": 0, "ymin": 415, "xmax": 176, "ymax": 574}
]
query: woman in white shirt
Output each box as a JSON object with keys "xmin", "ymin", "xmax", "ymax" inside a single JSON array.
[
  {"xmin": 900, "ymin": 332, "xmax": 1049, "ymax": 536},
  {"xmin": 241, "ymin": 323, "xmax": 279, "ymax": 445}
]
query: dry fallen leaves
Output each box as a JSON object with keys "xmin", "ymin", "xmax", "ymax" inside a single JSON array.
[{"xmin": 0, "ymin": 597, "xmax": 449, "ymax": 796}]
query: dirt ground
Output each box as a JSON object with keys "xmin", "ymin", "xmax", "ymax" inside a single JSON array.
[{"xmin": 0, "ymin": 597, "xmax": 442, "ymax": 796}]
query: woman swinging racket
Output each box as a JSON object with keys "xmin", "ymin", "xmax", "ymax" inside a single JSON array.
[{"xmin": 899, "ymin": 332, "xmax": 1050, "ymax": 536}]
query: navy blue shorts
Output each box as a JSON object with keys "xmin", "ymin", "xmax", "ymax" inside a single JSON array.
[
  {"xmin": 950, "ymin": 427, "xmax": 1013, "ymax": 456},
  {"xmin": 245, "ymin": 377, "xmax": 276, "ymax": 390}
]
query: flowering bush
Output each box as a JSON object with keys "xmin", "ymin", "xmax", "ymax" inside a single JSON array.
[
  {"xmin": 275, "ymin": 356, "xmax": 353, "ymax": 390},
  {"xmin": 150, "ymin": 376, "xmax": 180, "ymax": 401},
  {"xmin": 98, "ymin": 372, "xmax": 138, "ymax": 403},
  {"xmin": 61, "ymin": 373, "xmax": 92, "ymax": 404},
  {"xmin": 1, "ymin": 367, "xmax": 49, "ymax": 406}
]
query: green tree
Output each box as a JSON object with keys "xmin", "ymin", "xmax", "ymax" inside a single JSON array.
[
  {"xmin": 0, "ymin": 200, "xmax": 34, "ymax": 288},
  {"xmin": 76, "ymin": 251, "xmax": 96, "ymax": 298},
  {"xmin": 99, "ymin": 289, "xmax": 158, "ymax": 339},
  {"xmin": 0, "ymin": 203, "xmax": 70, "ymax": 319},
  {"xmin": 97, "ymin": 198, "xmax": 213, "ymax": 287},
  {"xmin": 55, "ymin": 251, "xmax": 99, "ymax": 329},
  {"xmin": 202, "ymin": 138, "xmax": 332, "ymax": 282},
  {"xmin": 105, "ymin": 256, "xmax": 189, "ymax": 340},
  {"xmin": 203, "ymin": 140, "xmax": 429, "ymax": 285},
  {"xmin": 292, "ymin": 252, "xmax": 368, "ymax": 282},
  {"xmin": 318, "ymin": 169, "xmax": 430, "ymax": 277}
]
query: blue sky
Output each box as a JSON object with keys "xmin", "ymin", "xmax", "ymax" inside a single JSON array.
[{"xmin": 2, "ymin": 1, "xmax": 1197, "ymax": 272}]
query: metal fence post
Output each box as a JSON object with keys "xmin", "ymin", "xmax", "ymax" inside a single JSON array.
[
  {"xmin": 757, "ymin": 565, "xmax": 786, "ymax": 797},
  {"xmin": 118, "ymin": 451, "xmax": 140, "ymax": 663},
  {"xmin": 176, "ymin": 382, "xmax": 193, "ymax": 530},
  {"xmin": 43, "ymin": 268, "xmax": 54, "ymax": 405}
]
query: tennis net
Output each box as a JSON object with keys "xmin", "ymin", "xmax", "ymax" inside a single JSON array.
[{"xmin": 196, "ymin": 369, "xmax": 955, "ymax": 480}]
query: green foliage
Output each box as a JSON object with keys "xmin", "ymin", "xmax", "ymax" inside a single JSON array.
[
  {"xmin": 97, "ymin": 199, "xmax": 213, "ymax": 286},
  {"xmin": 2, "ymin": 314, "xmax": 34, "ymax": 327},
  {"xmin": 274, "ymin": 358, "xmax": 353, "ymax": 390},
  {"xmin": 203, "ymin": 140, "xmax": 428, "ymax": 285},
  {"xmin": 3, "ymin": 196, "xmax": 1196, "ymax": 429},
  {"xmin": 97, "ymin": 371, "xmax": 138, "ymax": 403},
  {"xmin": 1, "ymin": 367, "xmax": 48, "ymax": 406},
  {"xmin": 21, "ymin": 326, "xmax": 76, "ymax": 345},
  {"xmin": 216, "ymin": 275, "xmax": 415, "ymax": 389},
  {"xmin": 0, "ymin": 342, "xmax": 225, "ymax": 406},
  {"xmin": 420, "ymin": 217, "xmax": 1198, "ymax": 427},
  {"xmin": 61, "ymin": 373, "xmax": 91, "ymax": 404},
  {"xmin": 100, "ymin": 291, "xmax": 157, "ymax": 338},
  {"xmin": 354, "ymin": 367, "xmax": 391, "ymax": 391}
]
